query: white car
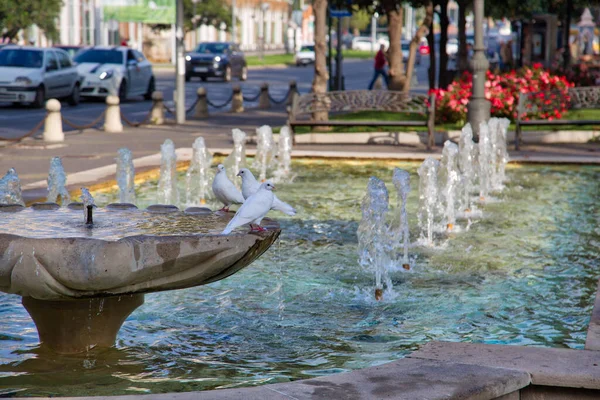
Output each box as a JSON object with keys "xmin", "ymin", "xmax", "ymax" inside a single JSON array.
[
  {"xmin": 295, "ymin": 45, "xmax": 315, "ymax": 66},
  {"xmin": 351, "ymin": 36, "xmax": 390, "ymax": 52},
  {"xmin": 446, "ymin": 38, "xmax": 459, "ymax": 57},
  {"xmin": 74, "ymin": 46, "xmax": 155, "ymax": 101},
  {"xmin": 0, "ymin": 46, "xmax": 81, "ymax": 108}
]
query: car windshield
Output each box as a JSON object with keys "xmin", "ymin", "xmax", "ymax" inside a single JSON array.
[
  {"xmin": 195, "ymin": 43, "xmax": 229, "ymax": 54},
  {"xmin": 300, "ymin": 46, "xmax": 314, "ymax": 52},
  {"xmin": 74, "ymin": 50, "xmax": 123, "ymax": 64},
  {"xmin": 0, "ymin": 49, "xmax": 43, "ymax": 68}
]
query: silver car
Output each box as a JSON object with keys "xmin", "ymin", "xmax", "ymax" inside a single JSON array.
[{"xmin": 0, "ymin": 46, "xmax": 81, "ymax": 108}]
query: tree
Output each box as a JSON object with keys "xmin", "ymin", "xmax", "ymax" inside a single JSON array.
[
  {"xmin": 404, "ymin": 1, "xmax": 434, "ymax": 92},
  {"xmin": 311, "ymin": 0, "xmax": 329, "ymax": 122},
  {"xmin": 456, "ymin": 0, "xmax": 470, "ymax": 74},
  {"xmin": 349, "ymin": 9, "xmax": 372, "ymax": 33},
  {"xmin": 150, "ymin": 0, "xmax": 230, "ymax": 35},
  {"xmin": 0, "ymin": 0, "xmax": 62, "ymax": 42},
  {"xmin": 435, "ymin": 0, "xmax": 451, "ymax": 88}
]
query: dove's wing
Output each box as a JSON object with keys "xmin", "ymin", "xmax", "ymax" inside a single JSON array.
[
  {"xmin": 272, "ymin": 195, "xmax": 296, "ymax": 216},
  {"xmin": 241, "ymin": 173, "xmax": 261, "ymax": 200},
  {"xmin": 223, "ymin": 179, "xmax": 245, "ymax": 204},
  {"xmin": 222, "ymin": 191, "xmax": 273, "ymax": 234}
]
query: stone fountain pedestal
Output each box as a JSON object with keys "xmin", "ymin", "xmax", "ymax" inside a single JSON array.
[{"xmin": 0, "ymin": 203, "xmax": 280, "ymax": 354}]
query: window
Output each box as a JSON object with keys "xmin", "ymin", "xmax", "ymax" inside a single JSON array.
[
  {"xmin": 56, "ymin": 51, "xmax": 72, "ymax": 68},
  {"xmin": 195, "ymin": 43, "xmax": 230, "ymax": 54},
  {"xmin": 133, "ymin": 50, "xmax": 146, "ymax": 62},
  {"xmin": 74, "ymin": 49, "xmax": 124, "ymax": 65},
  {"xmin": 46, "ymin": 51, "xmax": 59, "ymax": 71},
  {"xmin": 0, "ymin": 49, "xmax": 44, "ymax": 68}
]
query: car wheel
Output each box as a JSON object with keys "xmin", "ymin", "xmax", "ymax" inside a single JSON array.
[
  {"xmin": 118, "ymin": 81, "xmax": 127, "ymax": 102},
  {"xmin": 239, "ymin": 65, "xmax": 248, "ymax": 81},
  {"xmin": 185, "ymin": 74, "xmax": 191, "ymax": 82},
  {"xmin": 224, "ymin": 66, "xmax": 231, "ymax": 82},
  {"xmin": 144, "ymin": 76, "xmax": 155, "ymax": 100},
  {"xmin": 200, "ymin": 76, "xmax": 207, "ymax": 82},
  {"xmin": 32, "ymin": 85, "xmax": 45, "ymax": 109},
  {"xmin": 67, "ymin": 83, "xmax": 80, "ymax": 106}
]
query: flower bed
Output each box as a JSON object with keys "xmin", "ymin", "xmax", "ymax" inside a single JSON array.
[{"xmin": 430, "ymin": 64, "xmax": 573, "ymax": 124}]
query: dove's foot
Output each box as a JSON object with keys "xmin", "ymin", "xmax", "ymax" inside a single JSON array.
[
  {"xmin": 249, "ymin": 224, "xmax": 267, "ymax": 232},
  {"xmin": 219, "ymin": 206, "xmax": 230, "ymax": 212}
]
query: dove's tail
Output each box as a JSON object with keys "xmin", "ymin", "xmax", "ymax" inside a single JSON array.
[
  {"xmin": 222, "ymin": 220, "xmax": 236, "ymax": 235},
  {"xmin": 272, "ymin": 199, "xmax": 296, "ymax": 216}
]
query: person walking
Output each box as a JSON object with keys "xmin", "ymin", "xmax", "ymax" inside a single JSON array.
[{"xmin": 368, "ymin": 44, "xmax": 389, "ymax": 90}]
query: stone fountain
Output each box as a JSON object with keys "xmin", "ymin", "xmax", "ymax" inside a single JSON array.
[{"xmin": 0, "ymin": 183, "xmax": 280, "ymax": 354}]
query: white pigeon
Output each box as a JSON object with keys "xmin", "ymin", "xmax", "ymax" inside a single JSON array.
[
  {"xmin": 222, "ymin": 181, "xmax": 275, "ymax": 234},
  {"xmin": 237, "ymin": 168, "xmax": 297, "ymax": 216},
  {"xmin": 212, "ymin": 164, "xmax": 245, "ymax": 212}
]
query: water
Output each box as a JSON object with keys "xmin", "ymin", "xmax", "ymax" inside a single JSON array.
[
  {"xmin": 492, "ymin": 118, "xmax": 510, "ymax": 190},
  {"xmin": 47, "ymin": 157, "xmax": 70, "ymax": 205},
  {"xmin": 0, "ymin": 168, "xmax": 24, "ymax": 206},
  {"xmin": 253, "ymin": 125, "xmax": 275, "ymax": 182},
  {"xmin": 157, "ymin": 139, "xmax": 178, "ymax": 205},
  {"xmin": 116, "ymin": 148, "xmax": 136, "ymax": 204},
  {"xmin": 458, "ymin": 124, "xmax": 477, "ymax": 213},
  {"xmin": 417, "ymin": 157, "xmax": 440, "ymax": 246},
  {"xmin": 273, "ymin": 125, "xmax": 293, "ymax": 183},
  {"xmin": 439, "ymin": 141, "xmax": 460, "ymax": 231},
  {"xmin": 1, "ymin": 160, "xmax": 599, "ymax": 397},
  {"xmin": 357, "ymin": 177, "xmax": 391, "ymax": 299},
  {"xmin": 223, "ymin": 129, "xmax": 247, "ymax": 187},
  {"xmin": 391, "ymin": 168, "xmax": 411, "ymax": 269},
  {"xmin": 80, "ymin": 187, "xmax": 95, "ymax": 224},
  {"xmin": 185, "ymin": 137, "xmax": 213, "ymax": 206},
  {"xmin": 478, "ymin": 122, "xmax": 493, "ymax": 201}
]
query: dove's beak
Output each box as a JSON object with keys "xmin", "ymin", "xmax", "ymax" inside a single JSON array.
[
  {"xmin": 236, "ymin": 171, "xmax": 241, "ymax": 177},
  {"xmin": 272, "ymin": 185, "xmax": 276, "ymax": 191}
]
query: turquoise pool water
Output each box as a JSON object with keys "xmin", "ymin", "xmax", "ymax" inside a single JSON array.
[{"xmin": 1, "ymin": 161, "xmax": 599, "ymax": 397}]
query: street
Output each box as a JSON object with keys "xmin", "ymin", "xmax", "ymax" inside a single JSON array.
[{"xmin": 0, "ymin": 57, "xmax": 431, "ymax": 139}]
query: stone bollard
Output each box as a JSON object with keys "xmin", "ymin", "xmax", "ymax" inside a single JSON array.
[
  {"xmin": 150, "ymin": 91, "xmax": 165, "ymax": 125},
  {"xmin": 286, "ymin": 80, "xmax": 298, "ymax": 106},
  {"xmin": 104, "ymin": 95, "xmax": 123, "ymax": 133},
  {"xmin": 258, "ymin": 83, "xmax": 270, "ymax": 109},
  {"xmin": 43, "ymin": 99, "xmax": 64, "ymax": 142},
  {"xmin": 231, "ymin": 85, "xmax": 244, "ymax": 113},
  {"xmin": 194, "ymin": 87, "xmax": 209, "ymax": 118}
]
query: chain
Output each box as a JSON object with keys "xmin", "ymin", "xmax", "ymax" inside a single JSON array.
[
  {"xmin": 120, "ymin": 109, "xmax": 153, "ymax": 127},
  {"xmin": 0, "ymin": 114, "xmax": 47, "ymax": 142},
  {"xmin": 185, "ymin": 97, "xmax": 200, "ymax": 114},
  {"xmin": 163, "ymin": 103, "xmax": 175, "ymax": 115},
  {"xmin": 206, "ymin": 92, "xmax": 234, "ymax": 109},
  {"xmin": 242, "ymin": 91, "xmax": 261, "ymax": 102},
  {"xmin": 268, "ymin": 88, "xmax": 292, "ymax": 105},
  {"xmin": 61, "ymin": 111, "xmax": 106, "ymax": 130}
]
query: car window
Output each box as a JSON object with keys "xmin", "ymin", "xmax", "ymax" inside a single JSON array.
[
  {"xmin": 74, "ymin": 49, "xmax": 124, "ymax": 65},
  {"xmin": 300, "ymin": 46, "xmax": 314, "ymax": 52},
  {"xmin": 0, "ymin": 49, "xmax": 43, "ymax": 68},
  {"xmin": 56, "ymin": 51, "xmax": 72, "ymax": 68},
  {"xmin": 133, "ymin": 50, "xmax": 146, "ymax": 62},
  {"xmin": 127, "ymin": 50, "xmax": 137, "ymax": 62},
  {"xmin": 195, "ymin": 43, "xmax": 230, "ymax": 54},
  {"xmin": 46, "ymin": 51, "xmax": 59, "ymax": 71}
]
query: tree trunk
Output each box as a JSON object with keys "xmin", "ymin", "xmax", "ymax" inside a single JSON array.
[
  {"xmin": 404, "ymin": 1, "xmax": 434, "ymax": 92},
  {"xmin": 438, "ymin": 0, "xmax": 450, "ymax": 88},
  {"xmin": 427, "ymin": 19, "xmax": 436, "ymax": 90},
  {"xmin": 562, "ymin": 0, "xmax": 573, "ymax": 69},
  {"xmin": 311, "ymin": 0, "xmax": 329, "ymax": 121},
  {"xmin": 457, "ymin": 0, "xmax": 469, "ymax": 73},
  {"xmin": 386, "ymin": 8, "xmax": 405, "ymax": 91}
]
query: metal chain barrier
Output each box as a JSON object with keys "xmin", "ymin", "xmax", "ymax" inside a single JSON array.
[
  {"xmin": 61, "ymin": 111, "xmax": 106, "ymax": 131},
  {"xmin": 163, "ymin": 103, "xmax": 176, "ymax": 115},
  {"xmin": 268, "ymin": 88, "xmax": 292, "ymax": 105},
  {"xmin": 242, "ymin": 91, "xmax": 261, "ymax": 102},
  {"xmin": 206, "ymin": 92, "xmax": 234, "ymax": 109},
  {"xmin": 120, "ymin": 109, "xmax": 153, "ymax": 127},
  {"xmin": 185, "ymin": 97, "xmax": 200, "ymax": 115},
  {"xmin": 0, "ymin": 114, "xmax": 47, "ymax": 142}
]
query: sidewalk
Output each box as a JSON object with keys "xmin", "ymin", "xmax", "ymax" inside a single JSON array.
[{"xmin": 0, "ymin": 109, "xmax": 598, "ymax": 203}]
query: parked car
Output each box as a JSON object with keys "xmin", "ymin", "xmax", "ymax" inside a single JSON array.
[
  {"xmin": 446, "ymin": 38, "xmax": 459, "ymax": 57},
  {"xmin": 351, "ymin": 36, "xmax": 390, "ymax": 52},
  {"xmin": 0, "ymin": 46, "xmax": 81, "ymax": 108},
  {"xmin": 185, "ymin": 42, "xmax": 247, "ymax": 82},
  {"xmin": 74, "ymin": 46, "xmax": 155, "ymax": 101},
  {"xmin": 295, "ymin": 44, "xmax": 315, "ymax": 66},
  {"xmin": 401, "ymin": 40, "xmax": 421, "ymax": 65}
]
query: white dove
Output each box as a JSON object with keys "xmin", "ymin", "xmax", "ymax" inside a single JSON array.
[
  {"xmin": 237, "ymin": 168, "xmax": 296, "ymax": 216},
  {"xmin": 222, "ymin": 181, "xmax": 275, "ymax": 234},
  {"xmin": 212, "ymin": 164, "xmax": 245, "ymax": 212}
]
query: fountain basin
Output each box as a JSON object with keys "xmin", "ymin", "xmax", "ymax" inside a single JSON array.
[{"xmin": 0, "ymin": 204, "xmax": 280, "ymax": 353}]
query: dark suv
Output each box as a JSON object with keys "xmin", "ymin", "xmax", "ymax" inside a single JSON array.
[{"xmin": 185, "ymin": 42, "xmax": 247, "ymax": 82}]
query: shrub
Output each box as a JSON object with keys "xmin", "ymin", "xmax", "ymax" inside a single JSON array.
[{"xmin": 429, "ymin": 64, "xmax": 573, "ymax": 124}]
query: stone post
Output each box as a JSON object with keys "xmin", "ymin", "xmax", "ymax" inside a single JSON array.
[
  {"xmin": 258, "ymin": 83, "xmax": 270, "ymax": 109},
  {"xmin": 231, "ymin": 85, "xmax": 244, "ymax": 113},
  {"xmin": 104, "ymin": 95, "xmax": 123, "ymax": 133},
  {"xmin": 43, "ymin": 99, "xmax": 64, "ymax": 142},
  {"xmin": 286, "ymin": 80, "xmax": 298, "ymax": 106},
  {"xmin": 194, "ymin": 87, "xmax": 209, "ymax": 118},
  {"xmin": 467, "ymin": 0, "xmax": 491, "ymax": 138},
  {"xmin": 150, "ymin": 91, "xmax": 165, "ymax": 125}
]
